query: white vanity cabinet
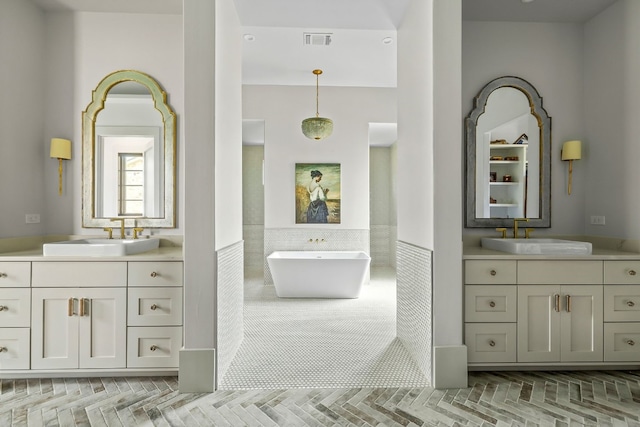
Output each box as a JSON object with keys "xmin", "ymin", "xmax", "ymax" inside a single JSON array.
[
  {"xmin": 603, "ymin": 261, "xmax": 640, "ymax": 361},
  {"xmin": 126, "ymin": 261, "xmax": 183, "ymax": 368},
  {"xmin": 31, "ymin": 262, "xmax": 128, "ymax": 370},
  {"xmin": 0, "ymin": 262, "xmax": 32, "ymax": 370},
  {"xmin": 517, "ymin": 285, "xmax": 603, "ymax": 363},
  {"xmin": 0, "ymin": 257, "xmax": 183, "ymax": 377},
  {"xmin": 31, "ymin": 287, "xmax": 127, "ymax": 369},
  {"xmin": 464, "ymin": 258, "xmax": 618, "ymax": 368},
  {"xmin": 464, "ymin": 260, "xmax": 518, "ymax": 363}
]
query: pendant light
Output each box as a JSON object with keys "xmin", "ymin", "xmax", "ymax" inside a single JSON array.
[{"xmin": 301, "ymin": 69, "xmax": 333, "ymax": 140}]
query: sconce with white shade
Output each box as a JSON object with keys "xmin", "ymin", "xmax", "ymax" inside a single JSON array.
[
  {"xmin": 50, "ymin": 138, "xmax": 71, "ymax": 195},
  {"xmin": 561, "ymin": 140, "xmax": 581, "ymax": 195},
  {"xmin": 301, "ymin": 69, "xmax": 333, "ymax": 141}
]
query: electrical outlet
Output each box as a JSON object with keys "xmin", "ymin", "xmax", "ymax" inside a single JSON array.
[
  {"xmin": 590, "ymin": 215, "xmax": 606, "ymax": 225},
  {"xmin": 25, "ymin": 214, "xmax": 40, "ymax": 224}
]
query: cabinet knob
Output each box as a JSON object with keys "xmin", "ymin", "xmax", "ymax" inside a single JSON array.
[
  {"xmin": 0, "ymin": 273, "xmax": 7, "ymax": 278},
  {"xmin": 627, "ymin": 339, "xmax": 635, "ymax": 346},
  {"xmin": 629, "ymin": 270, "xmax": 637, "ymax": 276},
  {"xmin": 490, "ymin": 269, "xmax": 497, "ymax": 276},
  {"xmin": 150, "ymin": 304, "xmax": 158, "ymax": 311},
  {"xmin": 489, "ymin": 301, "xmax": 496, "ymax": 308},
  {"xmin": 150, "ymin": 271, "xmax": 158, "ymax": 278},
  {"xmin": 489, "ymin": 340, "xmax": 496, "ymax": 347},
  {"xmin": 0, "ymin": 347, "xmax": 6, "ymax": 353},
  {"xmin": 627, "ymin": 300, "xmax": 636, "ymax": 307},
  {"xmin": 150, "ymin": 345, "xmax": 158, "ymax": 352},
  {"xmin": 0, "ymin": 305, "xmax": 7, "ymax": 311}
]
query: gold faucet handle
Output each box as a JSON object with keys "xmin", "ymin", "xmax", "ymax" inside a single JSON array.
[
  {"xmin": 525, "ymin": 228, "xmax": 534, "ymax": 239},
  {"xmin": 103, "ymin": 227, "xmax": 113, "ymax": 239},
  {"xmin": 495, "ymin": 228, "xmax": 507, "ymax": 238},
  {"xmin": 133, "ymin": 227, "xmax": 144, "ymax": 240}
]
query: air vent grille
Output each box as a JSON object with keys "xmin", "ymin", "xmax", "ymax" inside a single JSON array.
[{"xmin": 303, "ymin": 33, "xmax": 332, "ymax": 46}]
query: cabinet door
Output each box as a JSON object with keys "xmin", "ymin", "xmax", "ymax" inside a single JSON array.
[
  {"xmin": 78, "ymin": 288, "xmax": 126, "ymax": 369},
  {"xmin": 560, "ymin": 285, "xmax": 603, "ymax": 362},
  {"xmin": 518, "ymin": 285, "xmax": 560, "ymax": 362},
  {"xmin": 32, "ymin": 288, "xmax": 79, "ymax": 369}
]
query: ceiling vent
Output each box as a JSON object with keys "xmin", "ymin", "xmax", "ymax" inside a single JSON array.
[{"xmin": 303, "ymin": 33, "xmax": 332, "ymax": 46}]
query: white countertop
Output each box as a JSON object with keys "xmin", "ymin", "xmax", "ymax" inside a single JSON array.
[{"xmin": 463, "ymin": 245, "xmax": 640, "ymax": 260}]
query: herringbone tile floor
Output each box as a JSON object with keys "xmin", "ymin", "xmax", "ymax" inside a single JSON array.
[{"xmin": 2, "ymin": 370, "xmax": 640, "ymax": 426}]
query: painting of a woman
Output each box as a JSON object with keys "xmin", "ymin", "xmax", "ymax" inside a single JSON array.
[
  {"xmin": 307, "ymin": 170, "xmax": 329, "ymax": 223},
  {"xmin": 295, "ymin": 163, "xmax": 341, "ymax": 224}
]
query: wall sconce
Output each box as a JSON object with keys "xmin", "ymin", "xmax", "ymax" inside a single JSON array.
[
  {"xmin": 50, "ymin": 138, "xmax": 71, "ymax": 195},
  {"xmin": 561, "ymin": 140, "xmax": 581, "ymax": 195}
]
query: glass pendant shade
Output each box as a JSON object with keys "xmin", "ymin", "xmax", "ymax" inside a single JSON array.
[
  {"xmin": 302, "ymin": 117, "xmax": 333, "ymax": 140},
  {"xmin": 302, "ymin": 69, "xmax": 332, "ymax": 140}
]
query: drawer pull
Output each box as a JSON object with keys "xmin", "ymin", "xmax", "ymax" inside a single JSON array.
[
  {"xmin": 150, "ymin": 345, "xmax": 158, "ymax": 352},
  {"xmin": 489, "ymin": 301, "xmax": 496, "ymax": 308},
  {"xmin": 554, "ymin": 294, "xmax": 560, "ymax": 312},
  {"xmin": 150, "ymin": 271, "xmax": 158, "ymax": 278},
  {"xmin": 0, "ymin": 305, "xmax": 7, "ymax": 311},
  {"xmin": 490, "ymin": 269, "xmax": 497, "ymax": 276},
  {"xmin": 629, "ymin": 270, "xmax": 637, "ymax": 276},
  {"xmin": 151, "ymin": 304, "xmax": 159, "ymax": 311},
  {"xmin": 627, "ymin": 340, "xmax": 636, "ymax": 346},
  {"xmin": 489, "ymin": 340, "xmax": 496, "ymax": 347},
  {"xmin": 0, "ymin": 347, "xmax": 6, "ymax": 352},
  {"xmin": 80, "ymin": 298, "xmax": 87, "ymax": 316},
  {"xmin": 68, "ymin": 298, "xmax": 76, "ymax": 317},
  {"xmin": 566, "ymin": 295, "xmax": 572, "ymax": 313},
  {"xmin": 627, "ymin": 300, "xmax": 636, "ymax": 307},
  {"xmin": 0, "ymin": 273, "xmax": 7, "ymax": 278}
]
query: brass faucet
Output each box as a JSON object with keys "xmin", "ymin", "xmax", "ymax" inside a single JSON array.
[
  {"xmin": 513, "ymin": 218, "xmax": 529, "ymax": 238},
  {"xmin": 110, "ymin": 218, "xmax": 126, "ymax": 239},
  {"xmin": 103, "ymin": 227, "xmax": 113, "ymax": 239},
  {"xmin": 133, "ymin": 227, "xmax": 144, "ymax": 240}
]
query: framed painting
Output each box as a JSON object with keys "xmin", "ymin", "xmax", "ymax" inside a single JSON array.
[{"xmin": 295, "ymin": 163, "xmax": 341, "ymax": 224}]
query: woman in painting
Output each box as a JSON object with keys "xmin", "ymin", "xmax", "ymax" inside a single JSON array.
[{"xmin": 307, "ymin": 170, "xmax": 330, "ymax": 223}]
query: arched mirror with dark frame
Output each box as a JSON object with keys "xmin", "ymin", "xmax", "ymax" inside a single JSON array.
[
  {"xmin": 465, "ymin": 76, "xmax": 551, "ymax": 228},
  {"xmin": 82, "ymin": 70, "xmax": 177, "ymax": 229}
]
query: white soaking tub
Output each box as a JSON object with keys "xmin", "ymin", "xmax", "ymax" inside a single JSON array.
[{"xmin": 267, "ymin": 251, "xmax": 371, "ymax": 298}]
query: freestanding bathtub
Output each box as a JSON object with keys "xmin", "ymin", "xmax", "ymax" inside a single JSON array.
[{"xmin": 267, "ymin": 251, "xmax": 371, "ymax": 298}]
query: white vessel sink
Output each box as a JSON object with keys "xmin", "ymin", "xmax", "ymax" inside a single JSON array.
[
  {"xmin": 481, "ymin": 238, "xmax": 592, "ymax": 255},
  {"xmin": 43, "ymin": 238, "xmax": 159, "ymax": 257}
]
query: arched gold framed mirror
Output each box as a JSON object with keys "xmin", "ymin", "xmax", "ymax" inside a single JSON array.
[
  {"xmin": 82, "ymin": 70, "xmax": 176, "ymax": 228},
  {"xmin": 465, "ymin": 76, "xmax": 551, "ymax": 228}
]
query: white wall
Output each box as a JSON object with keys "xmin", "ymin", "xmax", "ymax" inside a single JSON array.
[
  {"xmin": 0, "ymin": 0, "xmax": 46, "ymax": 238},
  {"xmin": 243, "ymin": 85, "xmax": 396, "ymax": 230},
  {"xmin": 44, "ymin": 11, "xmax": 75, "ymax": 234},
  {"xmin": 584, "ymin": 0, "xmax": 640, "ymax": 239},
  {"xmin": 215, "ymin": 1, "xmax": 243, "ymax": 250},
  {"xmin": 462, "ymin": 21, "xmax": 585, "ymax": 237}
]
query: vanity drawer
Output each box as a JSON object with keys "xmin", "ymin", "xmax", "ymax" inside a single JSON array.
[
  {"xmin": 604, "ymin": 285, "xmax": 640, "ymax": 322},
  {"xmin": 0, "ymin": 328, "xmax": 30, "ymax": 370},
  {"xmin": 0, "ymin": 262, "xmax": 31, "ymax": 288},
  {"xmin": 604, "ymin": 323, "xmax": 640, "ymax": 362},
  {"xmin": 465, "ymin": 285, "xmax": 516, "ymax": 323},
  {"xmin": 0, "ymin": 289, "xmax": 31, "ymax": 327},
  {"xmin": 128, "ymin": 262, "xmax": 183, "ymax": 287},
  {"xmin": 32, "ymin": 262, "xmax": 127, "ymax": 287},
  {"xmin": 465, "ymin": 260, "xmax": 516, "ymax": 284},
  {"xmin": 465, "ymin": 323, "xmax": 516, "ymax": 363},
  {"xmin": 127, "ymin": 326, "xmax": 181, "ymax": 368},
  {"xmin": 604, "ymin": 261, "xmax": 640, "ymax": 284},
  {"xmin": 518, "ymin": 261, "xmax": 603, "ymax": 285},
  {"xmin": 128, "ymin": 287, "xmax": 182, "ymax": 326}
]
